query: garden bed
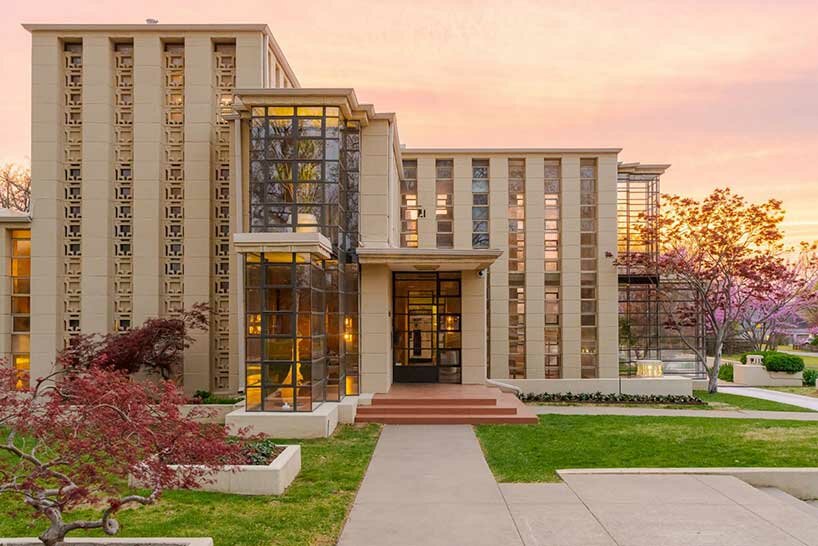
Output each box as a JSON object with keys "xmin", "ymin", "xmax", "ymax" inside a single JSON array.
[
  {"xmin": 131, "ymin": 440, "xmax": 300, "ymax": 496},
  {"xmin": 0, "ymin": 424, "xmax": 381, "ymax": 546},
  {"xmin": 519, "ymin": 392, "xmax": 705, "ymax": 406},
  {"xmin": 179, "ymin": 391, "xmax": 245, "ymax": 425}
]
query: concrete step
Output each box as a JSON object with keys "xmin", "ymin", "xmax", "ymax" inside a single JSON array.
[
  {"xmin": 371, "ymin": 396, "xmax": 498, "ymax": 406},
  {"xmin": 757, "ymin": 487, "xmax": 818, "ymax": 520},
  {"xmin": 358, "ymin": 404, "xmax": 518, "ymax": 415},
  {"xmin": 355, "ymin": 413, "xmax": 539, "ymax": 425}
]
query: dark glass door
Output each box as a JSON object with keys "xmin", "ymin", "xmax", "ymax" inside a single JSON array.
[{"xmin": 393, "ymin": 272, "xmax": 462, "ymax": 383}]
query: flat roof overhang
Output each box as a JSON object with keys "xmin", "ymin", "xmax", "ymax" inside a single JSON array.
[
  {"xmin": 356, "ymin": 247, "xmax": 502, "ymax": 271},
  {"xmin": 233, "ymin": 232, "xmax": 333, "ymax": 259}
]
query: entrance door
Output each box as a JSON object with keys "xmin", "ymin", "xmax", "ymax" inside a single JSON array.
[{"xmin": 393, "ymin": 272, "xmax": 462, "ymax": 383}]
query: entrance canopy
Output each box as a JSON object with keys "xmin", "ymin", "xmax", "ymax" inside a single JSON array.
[{"xmin": 356, "ymin": 247, "xmax": 502, "ymax": 272}]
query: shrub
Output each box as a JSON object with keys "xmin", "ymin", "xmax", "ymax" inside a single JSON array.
[
  {"xmin": 718, "ymin": 363, "xmax": 734, "ymax": 382},
  {"xmin": 803, "ymin": 368, "xmax": 817, "ymax": 387},
  {"xmin": 740, "ymin": 351, "xmax": 805, "ymax": 373},
  {"xmin": 193, "ymin": 390, "xmax": 243, "ymax": 405},
  {"xmin": 518, "ymin": 391, "xmax": 705, "ymax": 406}
]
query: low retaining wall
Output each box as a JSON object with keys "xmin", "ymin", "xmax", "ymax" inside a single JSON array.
[
  {"xmin": 226, "ymin": 403, "xmax": 338, "ymax": 438},
  {"xmin": 0, "ymin": 539, "xmax": 213, "ymax": 545},
  {"xmin": 180, "ymin": 401, "xmax": 244, "ymax": 424},
  {"xmin": 131, "ymin": 445, "xmax": 301, "ymax": 496},
  {"xmin": 503, "ymin": 377, "xmax": 693, "ymax": 396},
  {"xmin": 557, "ymin": 468, "xmax": 818, "ymax": 500},
  {"xmin": 733, "ymin": 364, "xmax": 803, "ymax": 387}
]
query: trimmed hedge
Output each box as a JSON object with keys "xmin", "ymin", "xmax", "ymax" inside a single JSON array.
[
  {"xmin": 803, "ymin": 368, "xmax": 817, "ymax": 387},
  {"xmin": 518, "ymin": 391, "xmax": 705, "ymax": 406},
  {"xmin": 718, "ymin": 363, "xmax": 734, "ymax": 382},
  {"xmin": 740, "ymin": 351, "xmax": 805, "ymax": 373}
]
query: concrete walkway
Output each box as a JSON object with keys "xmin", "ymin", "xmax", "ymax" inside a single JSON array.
[
  {"xmin": 720, "ymin": 385, "xmax": 818, "ymax": 411},
  {"xmin": 530, "ymin": 405, "xmax": 818, "ymax": 420},
  {"xmin": 339, "ymin": 425, "xmax": 818, "ymax": 545},
  {"xmin": 338, "ymin": 425, "xmax": 524, "ymax": 546}
]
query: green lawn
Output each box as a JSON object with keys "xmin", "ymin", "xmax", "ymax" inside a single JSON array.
[
  {"xmin": 0, "ymin": 424, "xmax": 381, "ymax": 546},
  {"xmin": 694, "ymin": 390, "xmax": 813, "ymax": 412},
  {"xmin": 765, "ymin": 386, "xmax": 818, "ymax": 398},
  {"xmin": 476, "ymin": 415, "xmax": 818, "ymax": 482}
]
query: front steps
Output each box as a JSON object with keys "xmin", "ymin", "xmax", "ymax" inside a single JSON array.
[{"xmin": 355, "ymin": 386, "xmax": 538, "ymax": 425}]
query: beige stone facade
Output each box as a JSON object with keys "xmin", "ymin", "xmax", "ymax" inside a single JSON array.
[{"xmin": 22, "ymin": 22, "xmax": 674, "ymax": 407}]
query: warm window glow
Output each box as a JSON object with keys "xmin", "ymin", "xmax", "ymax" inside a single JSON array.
[{"xmin": 10, "ymin": 229, "xmax": 30, "ymax": 389}]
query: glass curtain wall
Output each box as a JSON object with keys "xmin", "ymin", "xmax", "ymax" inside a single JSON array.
[
  {"xmin": 246, "ymin": 106, "xmax": 360, "ymax": 411},
  {"xmin": 508, "ymin": 159, "xmax": 526, "ymax": 378},
  {"xmin": 580, "ymin": 159, "xmax": 599, "ymax": 378},
  {"xmin": 616, "ymin": 169, "xmax": 705, "ymax": 376},
  {"xmin": 544, "ymin": 160, "xmax": 561, "ymax": 378}
]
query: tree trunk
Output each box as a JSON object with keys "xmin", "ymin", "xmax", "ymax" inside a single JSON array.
[
  {"xmin": 39, "ymin": 522, "xmax": 66, "ymax": 546},
  {"xmin": 708, "ymin": 347, "xmax": 723, "ymax": 394}
]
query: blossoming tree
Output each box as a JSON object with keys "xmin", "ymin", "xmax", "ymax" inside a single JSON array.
[{"xmin": 620, "ymin": 188, "xmax": 816, "ymax": 392}]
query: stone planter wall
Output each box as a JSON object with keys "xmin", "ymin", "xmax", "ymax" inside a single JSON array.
[
  {"xmin": 132, "ymin": 445, "xmax": 301, "ymax": 496},
  {"xmin": 733, "ymin": 364, "xmax": 803, "ymax": 387},
  {"xmin": 180, "ymin": 401, "xmax": 244, "ymax": 424}
]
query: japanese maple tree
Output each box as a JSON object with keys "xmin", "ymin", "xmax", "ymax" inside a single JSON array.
[
  {"xmin": 57, "ymin": 303, "xmax": 209, "ymax": 381},
  {"xmin": 620, "ymin": 188, "xmax": 811, "ymax": 392},
  {"xmin": 0, "ymin": 365, "xmax": 245, "ymax": 546}
]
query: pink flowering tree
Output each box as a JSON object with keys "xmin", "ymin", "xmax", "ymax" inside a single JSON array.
[
  {"xmin": 619, "ymin": 188, "xmax": 814, "ymax": 393},
  {"xmin": 0, "ymin": 365, "xmax": 245, "ymax": 546},
  {"xmin": 737, "ymin": 249, "xmax": 818, "ymax": 351}
]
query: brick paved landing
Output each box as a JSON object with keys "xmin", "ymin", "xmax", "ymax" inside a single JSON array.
[{"xmin": 355, "ymin": 384, "xmax": 538, "ymax": 424}]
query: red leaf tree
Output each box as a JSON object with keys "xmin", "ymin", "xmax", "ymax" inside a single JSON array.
[
  {"xmin": 0, "ymin": 365, "xmax": 245, "ymax": 546},
  {"xmin": 619, "ymin": 188, "xmax": 815, "ymax": 392},
  {"xmin": 57, "ymin": 303, "xmax": 209, "ymax": 381}
]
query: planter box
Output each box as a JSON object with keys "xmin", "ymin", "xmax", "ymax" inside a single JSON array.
[
  {"xmin": 180, "ymin": 401, "xmax": 244, "ymax": 425},
  {"xmin": 131, "ymin": 445, "xmax": 301, "ymax": 496},
  {"xmin": 0, "ymin": 537, "xmax": 213, "ymax": 546},
  {"xmin": 226, "ymin": 404, "xmax": 338, "ymax": 438},
  {"xmin": 733, "ymin": 364, "xmax": 803, "ymax": 387}
]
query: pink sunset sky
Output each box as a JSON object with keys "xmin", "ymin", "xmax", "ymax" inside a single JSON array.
[{"xmin": 2, "ymin": 0, "xmax": 817, "ymax": 244}]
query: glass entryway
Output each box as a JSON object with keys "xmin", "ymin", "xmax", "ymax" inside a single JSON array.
[{"xmin": 393, "ymin": 272, "xmax": 462, "ymax": 383}]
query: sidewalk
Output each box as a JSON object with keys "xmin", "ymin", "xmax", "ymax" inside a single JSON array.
[
  {"xmin": 530, "ymin": 404, "xmax": 818, "ymax": 420},
  {"xmin": 338, "ymin": 425, "xmax": 818, "ymax": 546},
  {"xmin": 338, "ymin": 425, "xmax": 524, "ymax": 546},
  {"xmin": 719, "ymin": 385, "xmax": 818, "ymax": 412}
]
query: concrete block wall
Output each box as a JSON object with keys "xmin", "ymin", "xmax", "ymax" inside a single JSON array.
[{"xmin": 27, "ymin": 26, "xmax": 294, "ymax": 391}]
